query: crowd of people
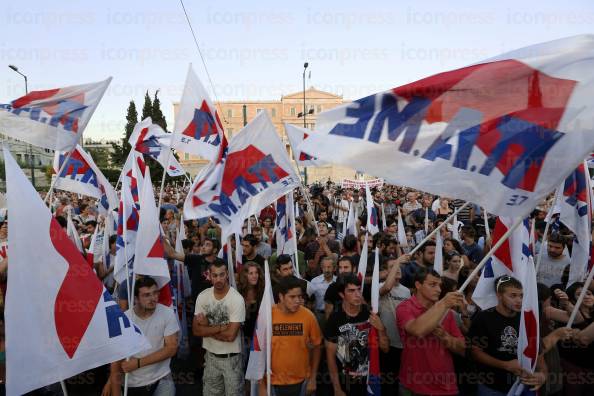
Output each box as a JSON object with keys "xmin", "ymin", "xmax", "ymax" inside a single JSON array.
[{"xmin": 1, "ymin": 180, "xmax": 593, "ymax": 396}]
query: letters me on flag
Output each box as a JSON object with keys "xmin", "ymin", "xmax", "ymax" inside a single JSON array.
[
  {"xmin": 53, "ymin": 145, "xmax": 118, "ymax": 214},
  {"xmin": 285, "ymin": 124, "xmax": 326, "ymax": 167},
  {"xmin": 0, "ymin": 78, "xmax": 111, "ymax": 151},
  {"xmin": 183, "ymin": 112, "xmax": 300, "ymax": 240},
  {"xmin": 299, "ymin": 35, "xmax": 594, "ymax": 218},
  {"xmin": 128, "ymin": 117, "xmax": 186, "ymax": 177},
  {"xmin": 172, "ymin": 65, "xmax": 224, "ymax": 160},
  {"xmin": 3, "ymin": 146, "xmax": 148, "ymax": 396}
]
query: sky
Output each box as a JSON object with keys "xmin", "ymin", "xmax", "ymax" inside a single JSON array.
[{"xmin": 1, "ymin": 0, "xmax": 593, "ymax": 140}]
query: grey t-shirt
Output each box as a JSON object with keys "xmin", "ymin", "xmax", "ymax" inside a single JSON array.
[
  {"xmin": 537, "ymin": 253, "xmax": 570, "ymax": 287},
  {"xmin": 378, "ymin": 283, "xmax": 411, "ymax": 348},
  {"xmin": 126, "ymin": 304, "xmax": 180, "ymax": 387}
]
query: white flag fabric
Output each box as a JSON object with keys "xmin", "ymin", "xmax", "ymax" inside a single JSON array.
[
  {"xmin": 245, "ymin": 260, "xmax": 273, "ymax": 395},
  {"xmin": 397, "ymin": 208, "xmax": 408, "ymax": 247},
  {"xmin": 434, "ymin": 232, "xmax": 444, "ymax": 275},
  {"xmin": 172, "ymin": 65, "xmax": 225, "ymax": 160},
  {"xmin": 558, "ymin": 162, "xmax": 593, "ymax": 287},
  {"xmin": 184, "ymin": 112, "xmax": 300, "ymax": 240},
  {"xmin": 473, "ymin": 218, "xmax": 532, "ymax": 310},
  {"xmin": 0, "ymin": 78, "xmax": 111, "ymax": 151},
  {"xmin": 371, "ymin": 247, "xmax": 380, "ymax": 313},
  {"xmin": 133, "ymin": 166, "xmax": 171, "ymax": 290},
  {"xmin": 299, "ymin": 35, "xmax": 594, "ymax": 219},
  {"xmin": 67, "ymin": 211, "xmax": 84, "ymax": 255},
  {"xmin": 275, "ymin": 193, "xmax": 297, "ymax": 256},
  {"xmin": 86, "ymin": 226, "xmax": 99, "ymax": 268},
  {"xmin": 366, "ymin": 185, "xmax": 380, "ymax": 235},
  {"xmin": 358, "ymin": 234, "xmax": 369, "ymax": 294},
  {"xmin": 53, "ymin": 144, "xmax": 118, "ymax": 214},
  {"xmin": 3, "ymin": 146, "xmax": 148, "ymax": 396},
  {"xmin": 128, "ymin": 117, "xmax": 186, "ymax": 177},
  {"xmin": 285, "ymin": 123, "xmax": 326, "ymax": 167}
]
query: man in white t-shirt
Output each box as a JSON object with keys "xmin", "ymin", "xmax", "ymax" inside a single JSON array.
[
  {"xmin": 194, "ymin": 260, "xmax": 246, "ymax": 396},
  {"xmin": 107, "ymin": 276, "xmax": 179, "ymax": 395}
]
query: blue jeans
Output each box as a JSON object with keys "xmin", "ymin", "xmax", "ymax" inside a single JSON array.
[{"xmin": 477, "ymin": 384, "xmax": 507, "ymax": 396}]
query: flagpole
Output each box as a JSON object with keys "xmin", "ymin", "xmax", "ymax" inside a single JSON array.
[
  {"xmin": 408, "ymin": 202, "xmax": 470, "ymax": 256},
  {"xmin": 60, "ymin": 380, "xmax": 69, "ymax": 396},
  {"xmin": 535, "ymin": 190, "xmax": 560, "ymax": 274},
  {"xmin": 566, "ymin": 259, "xmax": 594, "ymax": 327},
  {"xmin": 483, "ymin": 208, "xmax": 491, "ymax": 241},
  {"xmin": 44, "ymin": 147, "xmax": 76, "ymax": 205},
  {"xmin": 458, "ymin": 216, "xmax": 524, "ymax": 293}
]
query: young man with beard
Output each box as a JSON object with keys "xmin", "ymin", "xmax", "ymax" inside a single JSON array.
[
  {"xmin": 469, "ymin": 276, "xmax": 547, "ymax": 396},
  {"xmin": 304, "ymin": 222, "xmax": 340, "ymax": 279},
  {"xmin": 107, "ymin": 277, "xmax": 179, "ymax": 395},
  {"xmin": 241, "ymin": 234, "xmax": 265, "ymax": 268},
  {"xmin": 260, "ymin": 276, "xmax": 322, "ymax": 396},
  {"xmin": 324, "ymin": 256, "xmax": 357, "ymax": 319},
  {"xmin": 400, "ymin": 241, "xmax": 436, "ymax": 288},
  {"xmin": 396, "ymin": 269, "xmax": 465, "ymax": 396},
  {"xmin": 324, "ymin": 273, "xmax": 390, "ymax": 396},
  {"xmin": 536, "ymin": 233, "xmax": 570, "ymax": 287},
  {"xmin": 194, "ymin": 261, "xmax": 246, "ymax": 396}
]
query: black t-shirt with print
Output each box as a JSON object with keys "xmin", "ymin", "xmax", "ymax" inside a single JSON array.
[
  {"xmin": 468, "ymin": 307, "xmax": 521, "ymax": 393},
  {"xmin": 324, "ymin": 305, "xmax": 370, "ymax": 378},
  {"xmin": 184, "ymin": 254, "xmax": 222, "ymax": 302}
]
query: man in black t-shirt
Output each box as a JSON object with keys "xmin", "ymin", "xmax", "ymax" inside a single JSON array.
[
  {"xmin": 324, "ymin": 273, "xmax": 389, "ymax": 396},
  {"xmin": 324, "ymin": 256, "xmax": 356, "ymax": 319},
  {"xmin": 241, "ymin": 234, "xmax": 265, "ymax": 268},
  {"xmin": 469, "ymin": 275, "xmax": 546, "ymax": 395}
]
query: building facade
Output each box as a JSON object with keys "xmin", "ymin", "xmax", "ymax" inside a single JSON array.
[{"xmin": 174, "ymin": 87, "xmax": 357, "ymax": 183}]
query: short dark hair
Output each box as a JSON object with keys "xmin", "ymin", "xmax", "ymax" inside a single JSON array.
[
  {"xmin": 494, "ymin": 275, "xmax": 522, "ymax": 294},
  {"xmin": 277, "ymin": 276, "xmax": 303, "ymax": 296},
  {"xmin": 416, "ymin": 240, "xmax": 436, "ymax": 254},
  {"xmin": 337, "ymin": 256, "xmax": 355, "ymax": 270},
  {"xmin": 277, "ymin": 254, "xmax": 293, "ymax": 266},
  {"xmin": 342, "ymin": 234, "xmax": 358, "ymax": 251},
  {"xmin": 109, "ymin": 235, "xmax": 117, "ymax": 246},
  {"xmin": 461, "ymin": 226, "xmax": 476, "ymax": 239},
  {"xmin": 548, "ymin": 232, "xmax": 566, "ymax": 247},
  {"xmin": 85, "ymin": 220, "xmax": 97, "ymax": 228},
  {"xmin": 243, "ymin": 234, "xmax": 258, "ymax": 247},
  {"xmin": 205, "ymin": 238, "xmax": 221, "ymax": 252},
  {"xmin": 134, "ymin": 276, "xmax": 158, "ymax": 297},
  {"xmin": 182, "ymin": 239, "xmax": 194, "ymax": 250},
  {"xmin": 336, "ymin": 273, "xmax": 361, "ymax": 295},
  {"xmin": 208, "ymin": 258, "xmax": 228, "ymax": 270},
  {"xmin": 413, "ymin": 268, "xmax": 441, "ymax": 286}
]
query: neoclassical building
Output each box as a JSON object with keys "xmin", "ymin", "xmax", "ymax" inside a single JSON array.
[{"xmin": 174, "ymin": 87, "xmax": 357, "ymax": 183}]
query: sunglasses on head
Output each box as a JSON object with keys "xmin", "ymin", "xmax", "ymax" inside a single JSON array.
[{"xmin": 496, "ymin": 275, "xmax": 512, "ymax": 293}]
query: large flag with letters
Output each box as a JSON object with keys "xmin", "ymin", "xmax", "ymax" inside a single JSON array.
[
  {"xmin": 285, "ymin": 124, "xmax": 326, "ymax": 167},
  {"xmin": 184, "ymin": 112, "xmax": 300, "ymax": 240},
  {"xmin": 172, "ymin": 65, "xmax": 224, "ymax": 160},
  {"xmin": 559, "ymin": 162, "xmax": 593, "ymax": 287},
  {"xmin": 128, "ymin": 117, "xmax": 186, "ymax": 177},
  {"xmin": 0, "ymin": 78, "xmax": 111, "ymax": 151},
  {"xmin": 300, "ymin": 35, "xmax": 594, "ymax": 218},
  {"xmin": 53, "ymin": 144, "xmax": 118, "ymax": 213},
  {"xmin": 3, "ymin": 146, "xmax": 148, "ymax": 396}
]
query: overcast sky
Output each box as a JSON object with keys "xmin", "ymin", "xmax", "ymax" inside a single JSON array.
[{"xmin": 1, "ymin": 0, "xmax": 593, "ymax": 140}]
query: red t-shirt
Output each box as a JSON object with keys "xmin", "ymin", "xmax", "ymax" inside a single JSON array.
[{"xmin": 396, "ymin": 295, "xmax": 462, "ymax": 395}]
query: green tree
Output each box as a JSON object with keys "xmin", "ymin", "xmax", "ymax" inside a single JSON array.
[
  {"xmin": 141, "ymin": 91, "xmax": 153, "ymax": 121},
  {"xmin": 151, "ymin": 90, "xmax": 167, "ymax": 131},
  {"xmin": 110, "ymin": 100, "xmax": 138, "ymax": 167}
]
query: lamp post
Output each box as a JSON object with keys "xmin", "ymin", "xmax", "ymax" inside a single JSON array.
[
  {"xmin": 302, "ymin": 62, "xmax": 308, "ymax": 185},
  {"xmin": 8, "ymin": 65, "xmax": 35, "ymax": 189}
]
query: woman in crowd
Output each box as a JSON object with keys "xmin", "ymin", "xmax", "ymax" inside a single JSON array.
[{"xmin": 442, "ymin": 251, "xmax": 463, "ymax": 283}]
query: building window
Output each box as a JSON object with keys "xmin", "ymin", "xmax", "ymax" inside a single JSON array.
[
  {"xmin": 16, "ymin": 154, "xmax": 22, "ymax": 162},
  {"xmin": 227, "ymin": 109, "xmax": 232, "ymax": 119},
  {"xmin": 256, "ymin": 108, "xmax": 263, "ymax": 114},
  {"xmin": 290, "ymin": 107, "xmax": 295, "ymax": 116},
  {"xmin": 184, "ymin": 153, "xmax": 190, "ymax": 160},
  {"xmin": 227, "ymin": 128, "xmax": 233, "ymax": 139},
  {"xmin": 309, "ymin": 123, "xmax": 315, "ymax": 129},
  {"xmin": 317, "ymin": 105, "xmax": 322, "ymax": 113},
  {"xmin": 271, "ymin": 108, "xmax": 276, "ymax": 118}
]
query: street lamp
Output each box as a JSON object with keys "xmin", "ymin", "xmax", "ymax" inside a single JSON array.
[
  {"xmin": 297, "ymin": 62, "xmax": 314, "ymax": 185},
  {"xmin": 8, "ymin": 64, "xmax": 35, "ymax": 188}
]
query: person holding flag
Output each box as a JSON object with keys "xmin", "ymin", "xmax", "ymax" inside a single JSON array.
[
  {"xmin": 468, "ymin": 275, "xmax": 547, "ymax": 395},
  {"xmin": 324, "ymin": 273, "xmax": 389, "ymax": 396},
  {"xmin": 106, "ymin": 276, "xmax": 179, "ymax": 396},
  {"xmin": 396, "ymin": 268, "xmax": 465, "ymax": 396}
]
